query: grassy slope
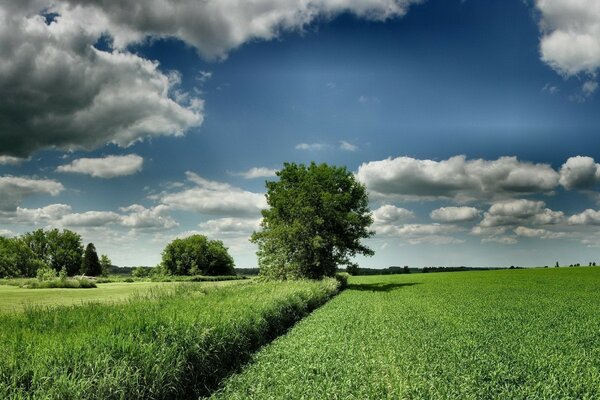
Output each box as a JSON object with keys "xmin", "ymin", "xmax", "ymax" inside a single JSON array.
[
  {"xmin": 0, "ymin": 281, "xmax": 186, "ymax": 313},
  {"xmin": 213, "ymin": 268, "xmax": 600, "ymax": 399},
  {"xmin": 0, "ymin": 279, "xmax": 340, "ymax": 399}
]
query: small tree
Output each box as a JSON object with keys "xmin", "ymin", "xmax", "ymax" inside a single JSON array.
[
  {"xmin": 161, "ymin": 235, "xmax": 235, "ymax": 276},
  {"xmin": 252, "ymin": 162, "xmax": 374, "ymax": 280},
  {"xmin": 99, "ymin": 254, "xmax": 112, "ymax": 276},
  {"xmin": 81, "ymin": 243, "xmax": 102, "ymax": 276}
]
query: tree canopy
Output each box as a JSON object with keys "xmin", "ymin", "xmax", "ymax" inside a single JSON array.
[
  {"xmin": 161, "ymin": 234, "xmax": 235, "ymax": 276},
  {"xmin": 252, "ymin": 162, "xmax": 374, "ymax": 280},
  {"xmin": 82, "ymin": 243, "xmax": 102, "ymax": 276},
  {"xmin": 21, "ymin": 228, "xmax": 84, "ymax": 276}
]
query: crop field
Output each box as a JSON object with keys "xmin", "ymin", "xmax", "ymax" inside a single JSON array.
[
  {"xmin": 214, "ymin": 268, "xmax": 600, "ymax": 399},
  {"xmin": 0, "ymin": 278, "xmax": 340, "ymax": 399}
]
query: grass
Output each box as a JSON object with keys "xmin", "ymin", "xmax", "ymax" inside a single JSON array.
[
  {"xmin": 20, "ymin": 277, "xmax": 97, "ymax": 289},
  {"xmin": 213, "ymin": 267, "xmax": 600, "ymax": 399},
  {"xmin": 0, "ymin": 281, "xmax": 183, "ymax": 314},
  {"xmin": 0, "ymin": 278, "xmax": 340, "ymax": 399}
]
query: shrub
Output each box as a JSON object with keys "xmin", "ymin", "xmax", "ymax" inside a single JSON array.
[
  {"xmin": 161, "ymin": 235, "xmax": 235, "ymax": 276},
  {"xmin": 335, "ymin": 272, "xmax": 350, "ymax": 289}
]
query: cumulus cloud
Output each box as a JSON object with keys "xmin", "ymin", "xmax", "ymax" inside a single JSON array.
[
  {"xmin": 372, "ymin": 205, "xmax": 414, "ymax": 224},
  {"xmin": 568, "ymin": 209, "xmax": 600, "ymax": 225},
  {"xmin": 159, "ymin": 171, "xmax": 267, "ymax": 216},
  {"xmin": 232, "ymin": 167, "xmax": 278, "ymax": 179},
  {"xmin": 479, "ymin": 199, "xmax": 564, "ymax": 228},
  {"xmin": 356, "ymin": 155, "xmax": 559, "ymax": 202},
  {"xmin": 0, "ymin": 0, "xmax": 426, "ymax": 157},
  {"xmin": 559, "ymin": 156, "xmax": 600, "ymax": 190},
  {"xmin": 119, "ymin": 204, "xmax": 178, "ymax": 229},
  {"xmin": 4, "ymin": 203, "xmax": 177, "ymax": 230},
  {"xmin": 56, "ymin": 0, "xmax": 423, "ymax": 60},
  {"xmin": 198, "ymin": 217, "xmax": 261, "ymax": 237},
  {"xmin": 0, "ymin": 2, "xmax": 202, "ymax": 157},
  {"xmin": 430, "ymin": 206, "xmax": 479, "ymax": 223},
  {"xmin": 56, "ymin": 154, "xmax": 143, "ymax": 178},
  {"xmin": 0, "ymin": 176, "xmax": 63, "ymax": 211},
  {"xmin": 0, "ymin": 229, "xmax": 13, "ymax": 237},
  {"xmin": 513, "ymin": 226, "xmax": 566, "ymax": 239},
  {"xmin": 536, "ymin": 0, "xmax": 600, "ymax": 76}
]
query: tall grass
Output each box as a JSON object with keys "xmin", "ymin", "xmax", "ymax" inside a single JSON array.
[{"xmin": 0, "ymin": 278, "xmax": 340, "ymax": 399}]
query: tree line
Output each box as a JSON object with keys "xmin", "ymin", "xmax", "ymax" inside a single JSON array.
[{"xmin": 0, "ymin": 228, "xmax": 110, "ymax": 278}]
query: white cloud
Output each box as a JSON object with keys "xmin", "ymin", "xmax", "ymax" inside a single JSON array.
[
  {"xmin": 56, "ymin": 154, "xmax": 143, "ymax": 178},
  {"xmin": 295, "ymin": 143, "xmax": 329, "ymax": 151},
  {"xmin": 481, "ymin": 236, "xmax": 517, "ymax": 245},
  {"xmin": 56, "ymin": 0, "xmax": 422, "ymax": 60},
  {"xmin": 559, "ymin": 156, "xmax": 600, "ymax": 189},
  {"xmin": 568, "ymin": 209, "xmax": 600, "ymax": 225},
  {"xmin": 372, "ymin": 205, "xmax": 414, "ymax": 224},
  {"xmin": 5, "ymin": 203, "xmax": 177, "ymax": 230},
  {"xmin": 232, "ymin": 167, "xmax": 278, "ymax": 179},
  {"xmin": 119, "ymin": 204, "xmax": 178, "ymax": 229},
  {"xmin": 339, "ymin": 141, "xmax": 358, "ymax": 152},
  {"xmin": 356, "ymin": 155, "xmax": 559, "ymax": 202},
  {"xmin": 0, "ymin": 156, "xmax": 27, "ymax": 165},
  {"xmin": 0, "ymin": 3, "xmax": 202, "ymax": 157},
  {"xmin": 514, "ymin": 226, "xmax": 566, "ymax": 239},
  {"xmin": 0, "ymin": 176, "xmax": 64, "ymax": 211},
  {"xmin": 159, "ymin": 171, "xmax": 267, "ymax": 216},
  {"xmin": 374, "ymin": 222, "xmax": 460, "ymax": 238},
  {"xmin": 536, "ymin": 0, "xmax": 600, "ymax": 76},
  {"xmin": 198, "ymin": 217, "xmax": 261, "ymax": 237},
  {"xmin": 430, "ymin": 206, "xmax": 479, "ymax": 223},
  {"xmin": 542, "ymin": 83, "xmax": 560, "ymax": 94},
  {"xmin": 479, "ymin": 199, "xmax": 564, "ymax": 228}
]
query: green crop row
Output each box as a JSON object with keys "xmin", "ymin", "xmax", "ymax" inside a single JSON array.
[
  {"xmin": 0, "ymin": 278, "xmax": 340, "ymax": 399},
  {"xmin": 213, "ymin": 268, "xmax": 600, "ymax": 399}
]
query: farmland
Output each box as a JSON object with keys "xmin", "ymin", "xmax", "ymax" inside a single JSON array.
[
  {"xmin": 214, "ymin": 268, "xmax": 600, "ymax": 399},
  {"xmin": 0, "ymin": 278, "xmax": 340, "ymax": 399}
]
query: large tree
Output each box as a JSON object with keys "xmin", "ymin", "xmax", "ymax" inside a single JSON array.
[
  {"xmin": 0, "ymin": 236, "xmax": 47, "ymax": 278},
  {"xmin": 161, "ymin": 234, "xmax": 235, "ymax": 276},
  {"xmin": 82, "ymin": 243, "xmax": 102, "ymax": 276},
  {"xmin": 252, "ymin": 162, "xmax": 374, "ymax": 280},
  {"xmin": 22, "ymin": 228, "xmax": 84, "ymax": 276}
]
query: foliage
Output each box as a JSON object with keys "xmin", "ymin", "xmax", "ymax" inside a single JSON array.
[
  {"xmin": 334, "ymin": 272, "xmax": 350, "ymax": 289},
  {"xmin": 0, "ymin": 279, "xmax": 339, "ymax": 399},
  {"xmin": 36, "ymin": 265, "xmax": 57, "ymax": 281},
  {"xmin": 22, "ymin": 228, "xmax": 84, "ymax": 276},
  {"xmin": 0, "ymin": 236, "xmax": 47, "ymax": 278},
  {"xmin": 99, "ymin": 254, "xmax": 112, "ymax": 277},
  {"xmin": 161, "ymin": 234, "xmax": 235, "ymax": 276},
  {"xmin": 81, "ymin": 243, "xmax": 102, "ymax": 276},
  {"xmin": 214, "ymin": 268, "xmax": 600, "ymax": 399},
  {"xmin": 252, "ymin": 162, "xmax": 374, "ymax": 280},
  {"xmin": 22, "ymin": 277, "xmax": 97, "ymax": 289}
]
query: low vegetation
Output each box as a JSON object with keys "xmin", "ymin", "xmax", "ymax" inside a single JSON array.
[
  {"xmin": 0, "ymin": 278, "xmax": 341, "ymax": 399},
  {"xmin": 214, "ymin": 268, "xmax": 600, "ymax": 399}
]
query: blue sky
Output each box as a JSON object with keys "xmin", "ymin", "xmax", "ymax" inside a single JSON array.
[{"xmin": 2, "ymin": 0, "xmax": 600, "ymax": 268}]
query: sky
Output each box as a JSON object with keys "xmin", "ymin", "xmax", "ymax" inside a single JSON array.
[{"xmin": 2, "ymin": 0, "xmax": 600, "ymax": 268}]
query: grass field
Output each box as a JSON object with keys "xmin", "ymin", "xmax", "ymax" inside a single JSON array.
[
  {"xmin": 213, "ymin": 268, "xmax": 600, "ymax": 399},
  {"xmin": 0, "ymin": 281, "xmax": 186, "ymax": 313},
  {"xmin": 0, "ymin": 278, "xmax": 340, "ymax": 399}
]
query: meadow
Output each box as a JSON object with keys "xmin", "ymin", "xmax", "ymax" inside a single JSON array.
[
  {"xmin": 0, "ymin": 278, "xmax": 340, "ymax": 399},
  {"xmin": 214, "ymin": 268, "xmax": 600, "ymax": 399},
  {"xmin": 0, "ymin": 281, "xmax": 237, "ymax": 314}
]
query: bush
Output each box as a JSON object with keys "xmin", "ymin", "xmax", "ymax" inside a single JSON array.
[
  {"xmin": 21, "ymin": 277, "xmax": 97, "ymax": 289},
  {"xmin": 335, "ymin": 272, "xmax": 350, "ymax": 289}
]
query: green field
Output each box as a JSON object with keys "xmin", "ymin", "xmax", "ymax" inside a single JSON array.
[
  {"xmin": 0, "ymin": 281, "xmax": 193, "ymax": 313},
  {"xmin": 214, "ymin": 268, "xmax": 600, "ymax": 399},
  {"xmin": 0, "ymin": 278, "xmax": 340, "ymax": 399}
]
